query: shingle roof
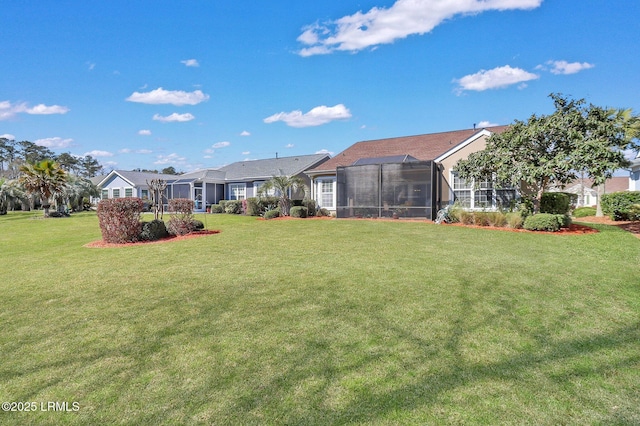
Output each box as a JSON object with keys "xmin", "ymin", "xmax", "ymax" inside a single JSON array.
[
  {"xmin": 308, "ymin": 126, "xmax": 508, "ymax": 173},
  {"xmin": 219, "ymin": 154, "xmax": 330, "ymax": 181},
  {"xmin": 102, "ymin": 170, "xmax": 180, "ymax": 187}
]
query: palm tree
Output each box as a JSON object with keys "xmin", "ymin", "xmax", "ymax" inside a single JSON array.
[
  {"xmin": 19, "ymin": 159, "xmax": 67, "ymax": 217},
  {"xmin": 0, "ymin": 178, "xmax": 27, "ymax": 214},
  {"xmin": 258, "ymin": 175, "xmax": 309, "ymax": 216}
]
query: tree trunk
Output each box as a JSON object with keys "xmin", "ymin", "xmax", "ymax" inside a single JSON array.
[
  {"xmin": 595, "ymin": 184, "xmax": 604, "ymax": 217},
  {"xmin": 533, "ymin": 186, "xmax": 545, "ymax": 214}
]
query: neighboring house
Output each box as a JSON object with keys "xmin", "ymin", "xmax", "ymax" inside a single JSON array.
[
  {"xmin": 96, "ymin": 154, "xmax": 330, "ymax": 211},
  {"xmin": 549, "ymin": 176, "xmax": 631, "ymax": 207},
  {"xmin": 305, "ymin": 126, "xmax": 510, "ymax": 220},
  {"xmin": 631, "ymin": 153, "xmax": 640, "ymax": 191}
]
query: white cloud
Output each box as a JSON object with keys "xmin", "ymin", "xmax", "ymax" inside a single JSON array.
[
  {"xmin": 476, "ymin": 120, "xmax": 499, "ymax": 128},
  {"xmin": 35, "ymin": 137, "xmax": 73, "ymax": 148},
  {"xmin": 153, "ymin": 112, "xmax": 195, "ymax": 123},
  {"xmin": 212, "ymin": 141, "xmax": 231, "ymax": 149},
  {"xmin": 0, "ymin": 100, "xmax": 69, "ymax": 120},
  {"xmin": 240, "ymin": 130, "xmax": 251, "ymax": 136},
  {"xmin": 138, "ymin": 129, "xmax": 152, "ymax": 135},
  {"xmin": 285, "ymin": 144, "xmax": 294, "ymax": 148},
  {"xmin": 26, "ymin": 104, "xmax": 70, "ymax": 115},
  {"xmin": 126, "ymin": 87, "xmax": 209, "ymax": 106},
  {"xmin": 154, "ymin": 153, "xmax": 186, "ymax": 165},
  {"xmin": 119, "ymin": 148, "xmax": 152, "ymax": 154},
  {"xmin": 87, "ymin": 62, "xmax": 96, "ymax": 71},
  {"xmin": 0, "ymin": 133, "xmax": 16, "ymax": 140},
  {"xmin": 264, "ymin": 104, "xmax": 352, "ymax": 128},
  {"xmin": 242, "ymin": 151, "xmax": 251, "ymax": 155},
  {"xmin": 315, "ymin": 149, "xmax": 335, "ymax": 156},
  {"xmin": 181, "ymin": 59, "xmax": 200, "ymax": 67},
  {"xmin": 84, "ymin": 150, "xmax": 114, "ymax": 157},
  {"xmin": 544, "ymin": 60, "xmax": 595, "ymax": 75},
  {"xmin": 297, "ymin": 0, "xmax": 542, "ymax": 56},
  {"xmin": 454, "ymin": 65, "xmax": 539, "ymax": 93}
]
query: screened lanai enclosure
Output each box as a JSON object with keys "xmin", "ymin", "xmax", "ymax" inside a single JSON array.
[{"xmin": 336, "ymin": 160, "xmax": 440, "ymax": 220}]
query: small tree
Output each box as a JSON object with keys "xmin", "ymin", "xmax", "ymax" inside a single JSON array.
[
  {"xmin": 18, "ymin": 159, "xmax": 67, "ymax": 217},
  {"xmin": 257, "ymin": 175, "xmax": 309, "ymax": 216},
  {"xmin": 147, "ymin": 179, "xmax": 167, "ymax": 220},
  {"xmin": 455, "ymin": 94, "xmax": 639, "ymax": 214}
]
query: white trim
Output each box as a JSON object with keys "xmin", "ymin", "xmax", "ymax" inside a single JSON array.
[{"xmin": 434, "ymin": 129, "xmax": 493, "ymax": 163}]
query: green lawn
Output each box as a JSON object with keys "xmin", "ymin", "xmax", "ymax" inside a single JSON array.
[{"xmin": 0, "ymin": 211, "xmax": 639, "ymax": 425}]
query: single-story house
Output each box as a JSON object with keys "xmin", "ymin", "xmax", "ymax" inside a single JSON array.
[
  {"xmin": 96, "ymin": 153, "xmax": 330, "ymax": 211},
  {"xmin": 305, "ymin": 126, "xmax": 511, "ymax": 220},
  {"xmin": 549, "ymin": 176, "xmax": 631, "ymax": 207},
  {"xmin": 631, "ymin": 153, "xmax": 640, "ymax": 191}
]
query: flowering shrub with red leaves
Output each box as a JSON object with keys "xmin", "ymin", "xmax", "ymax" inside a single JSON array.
[
  {"xmin": 97, "ymin": 198, "xmax": 144, "ymax": 243},
  {"xmin": 167, "ymin": 198, "xmax": 195, "ymax": 236}
]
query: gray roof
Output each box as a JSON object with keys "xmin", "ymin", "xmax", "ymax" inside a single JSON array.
[
  {"xmin": 99, "ymin": 170, "xmax": 180, "ymax": 187},
  {"xmin": 176, "ymin": 168, "xmax": 226, "ymax": 182},
  {"xmin": 219, "ymin": 154, "xmax": 330, "ymax": 181}
]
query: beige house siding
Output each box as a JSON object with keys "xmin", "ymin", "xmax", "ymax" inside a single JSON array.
[{"xmin": 437, "ymin": 133, "xmax": 490, "ymax": 205}]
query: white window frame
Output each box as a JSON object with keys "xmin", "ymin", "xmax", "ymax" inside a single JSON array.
[
  {"xmin": 450, "ymin": 170, "xmax": 516, "ymax": 210},
  {"xmin": 112, "ymin": 188, "xmax": 121, "ymax": 198},
  {"xmin": 315, "ymin": 178, "xmax": 336, "ymax": 209},
  {"xmin": 228, "ymin": 183, "xmax": 246, "ymax": 200}
]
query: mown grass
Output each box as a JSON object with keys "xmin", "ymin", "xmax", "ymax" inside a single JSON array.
[{"xmin": 0, "ymin": 212, "xmax": 639, "ymax": 425}]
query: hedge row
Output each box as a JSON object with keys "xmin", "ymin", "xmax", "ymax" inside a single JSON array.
[
  {"xmin": 97, "ymin": 198, "xmax": 144, "ymax": 243},
  {"xmin": 601, "ymin": 191, "xmax": 640, "ymax": 221}
]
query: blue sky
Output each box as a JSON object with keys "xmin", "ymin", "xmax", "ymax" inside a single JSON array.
[{"xmin": 2, "ymin": 0, "xmax": 639, "ymax": 172}]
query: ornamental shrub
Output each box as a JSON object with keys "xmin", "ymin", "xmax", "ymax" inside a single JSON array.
[
  {"xmin": 264, "ymin": 209, "xmax": 280, "ymax": 220},
  {"xmin": 601, "ymin": 191, "xmax": 640, "ymax": 220},
  {"xmin": 140, "ymin": 219, "xmax": 168, "ymax": 241},
  {"xmin": 523, "ymin": 213, "xmax": 561, "ymax": 232},
  {"xmin": 303, "ymin": 199, "xmax": 317, "ymax": 217},
  {"xmin": 290, "ymin": 206, "xmax": 308, "ymax": 218},
  {"xmin": 506, "ymin": 212, "xmax": 524, "ymax": 229},
  {"xmin": 97, "ymin": 198, "xmax": 144, "ymax": 243},
  {"xmin": 210, "ymin": 204, "xmax": 224, "ymax": 214},
  {"xmin": 218, "ymin": 200, "xmax": 227, "ymax": 209},
  {"xmin": 573, "ymin": 206, "xmax": 596, "ymax": 218},
  {"xmin": 540, "ymin": 192, "xmax": 571, "ymax": 214},
  {"xmin": 317, "ymin": 207, "xmax": 331, "ymax": 217},
  {"xmin": 168, "ymin": 198, "xmax": 195, "ymax": 236},
  {"xmin": 245, "ymin": 197, "xmax": 261, "ymax": 216},
  {"xmin": 191, "ymin": 219, "xmax": 204, "ymax": 230},
  {"xmin": 224, "ymin": 200, "xmax": 242, "ymax": 214}
]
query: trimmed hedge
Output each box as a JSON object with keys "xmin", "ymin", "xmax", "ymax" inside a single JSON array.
[
  {"xmin": 167, "ymin": 198, "xmax": 195, "ymax": 236},
  {"xmin": 97, "ymin": 198, "xmax": 144, "ymax": 243},
  {"xmin": 209, "ymin": 204, "xmax": 224, "ymax": 214},
  {"xmin": 573, "ymin": 206, "xmax": 596, "ymax": 218},
  {"xmin": 224, "ymin": 200, "xmax": 243, "ymax": 214},
  {"xmin": 290, "ymin": 206, "xmax": 308, "ymax": 218},
  {"xmin": 601, "ymin": 191, "xmax": 640, "ymax": 221},
  {"xmin": 140, "ymin": 219, "xmax": 168, "ymax": 241},
  {"xmin": 264, "ymin": 209, "xmax": 280, "ymax": 220},
  {"xmin": 523, "ymin": 213, "xmax": 570, "ymax": 232},
  {"xmin": 540, "ymin": 192, "xmax": 571, "ymax": 214}
]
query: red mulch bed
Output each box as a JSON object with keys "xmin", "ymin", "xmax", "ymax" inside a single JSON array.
[
  {"xmin": 85, "ymin": 230, "xmax": 220, "ymax": 248},
  {"xmin": 572, "ymin": 216, "xmax": 640, "ymax": 238},
  {"xmin": 442, "ymin": 222, "xmax": 598, "ymax": 235}
]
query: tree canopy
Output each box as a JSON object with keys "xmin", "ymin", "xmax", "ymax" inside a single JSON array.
[{"xmin": 454, "ymin": 94, "xmax": 640, "ymax": 213}]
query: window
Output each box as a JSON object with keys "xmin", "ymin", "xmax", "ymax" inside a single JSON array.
[
  {"xmin": 112, "ymin": 188, "xmax": 120, "ymax": 198},
  {"xmin": 125, "ymin": 188, "xmax": 133, "ymax": 197},
  {"xmin": 451, "ymin": 172, "xmax": 516, "ymax": 209},
  {"xmin": 229, "ymin": 183, "xmax": 246, "ymax": 200},
  {"xmin": 101, "ymin": 189, "xmax": 108, "ymax": 199},
  {"xmin": 318, "ymin": 179, "xmax": 335, "ymax": 208},
  {"xmin": 141, "ymin": 189, "xmax": 149, "ymax": 200}
]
